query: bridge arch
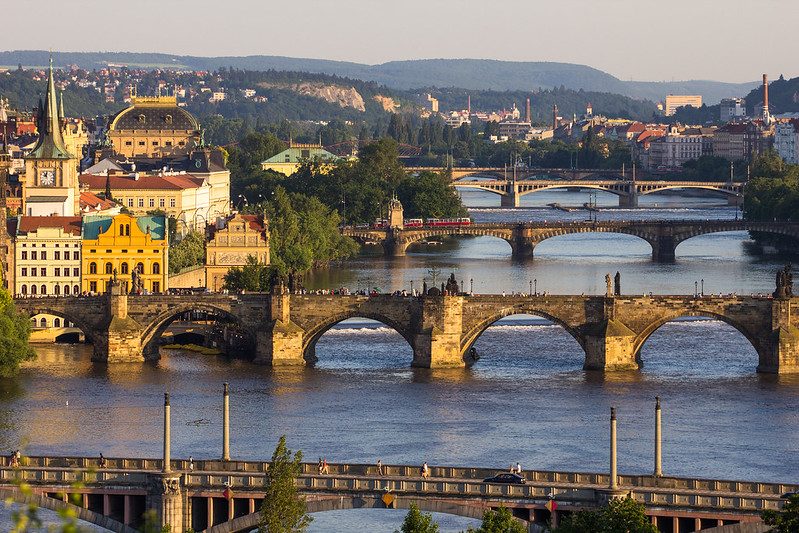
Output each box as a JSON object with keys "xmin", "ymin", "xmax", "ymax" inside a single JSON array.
[
  {"xmin": 632, "ymin": 311, "xmax": 766, "ymax": 367},
  {"xmin": 531, "ymin": 229, "xmax": 655, "ymax": 258},
  {"xmin": 17, "ymin": 305, "xmax": 96, "ymax": 344},
  {"xmin": 204, "ymin": 495, "xmax": 494, "ymax": 533},
  {"xmin": 303, "ymin": 313, "xmax": 416, "ymax": 364},
  {"xmin": 461, "ymin": 307, "xmax": 586, "ymax": 363},
  {"xmin": 139, "ymin": 303, "xmax": 254, "ymax": 359},
  {"xmin": 3, "ymin": 490, "xmax": 136, "ymax": 532}
]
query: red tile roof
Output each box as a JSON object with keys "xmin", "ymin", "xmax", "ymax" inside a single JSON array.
[
  {"xmin": 16, "ymin": 216, "xmax": 82, "ymax": 236},
  {"xmin": 80, "ymin": 191, "xmax": 118, "ymax": 212},
  {"xmin": 79, "ymin": 173, "xmax": 206, "ymax": 191}
]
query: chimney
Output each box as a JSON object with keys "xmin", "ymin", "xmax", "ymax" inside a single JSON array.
[
  {"xmin": 525, "ymin": 97, "xmax": 531, "ymax": 123},
  {"xmin": 467, "ymin": 95, "xmax": 471, "ymax": 115},
  {"xmin": 552, "ymin": 104, "xmax": 559, "ymax": 130},
  {"xmin": 762, "ymin": 74, "xmax": 770, "ymax": 123}
]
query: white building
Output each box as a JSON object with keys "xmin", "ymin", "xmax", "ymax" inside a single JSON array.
[
  {"xmin": 720, "ymin": 98, "xmax": 747, "ymax": 122},
  {"xmin": 645, "ymin": 128, "xmax": 704, "ymax": 170},
  {"xmin": 775, "ymin": 120, "xmax": 799, "ymax": 164},
  {"xmin": 12, "ymin": 216, "xmax": 82, "ymax": 298}
]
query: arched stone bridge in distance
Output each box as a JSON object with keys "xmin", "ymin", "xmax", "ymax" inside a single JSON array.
[
  {"xmin": 2, "ymin": 455, "xmax": 788, "ymax": 532},
  {"xmin": 342, "ymin": 220, "xmax": 799, "ymax": 261},
  {"xmin": 13, "ymin": 286, "xmax": 799, "ymax": 374},
  {"xmin": 404, "ymin": 167, "xmax": 744, "ymax": 207}
]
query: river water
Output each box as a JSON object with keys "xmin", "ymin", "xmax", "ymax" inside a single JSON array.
[{"xmin": 2, "ymin": 189, "xmax": 797, "ymax": 532}]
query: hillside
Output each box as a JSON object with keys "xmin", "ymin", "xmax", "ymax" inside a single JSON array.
[{"xmin": 0, "ymin": 50, "xmax": 758, "ymax": 104}]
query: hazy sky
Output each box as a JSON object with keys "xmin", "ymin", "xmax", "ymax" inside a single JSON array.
[{"xmin": 4, "ymin": 0, "xmax": 798, "ymax": 82}]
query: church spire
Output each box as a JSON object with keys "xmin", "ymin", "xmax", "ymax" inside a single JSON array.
[
  {"xmin": 28, "ymin": 54, "xmax": 71, "ymax": 159},
  {"xmin": 59, "ymin": 90, "xmax": 65, "ymax": 121}
]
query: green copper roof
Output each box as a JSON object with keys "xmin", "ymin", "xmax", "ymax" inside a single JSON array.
[
  {"xmin": 28, "ymin": 56, "xmax": 72, "ymax": 160},
  {"xmin": 262, "ymin": 146, "xmax": 339, "ymax": 164},
  {"xmin": 81, "ymin": 215, "xmax": 166, "ymax": 241}
]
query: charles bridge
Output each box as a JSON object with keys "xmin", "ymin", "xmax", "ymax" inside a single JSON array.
[
  {"xmin": 405, "ymin": 166, "xmax": 744, "ymax": 207},
  {"xmin": 13, "ymin": 281, "xmax": 799, "ymax": 373},
  {"xmin": 342, "ymin": 220, "xmax": 799, "ymax": 261}
]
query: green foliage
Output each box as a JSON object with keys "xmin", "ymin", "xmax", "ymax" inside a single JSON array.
[
  {"xmin": 258, "ymin": 435, "xmax": 312, "ymax": 533},
  {"xmin": 140, "ymin": 509, "xmax": 171, "ymax": 533},
  {"xmin": 223, "ymin": 255, "xmax": 275, "ymax": 292},
  {"xmin": 0, "ymin": 287, "xmax": 35, "ymax": 377},
  {"xmin": 168, "ymin": 231, "xmax": 206, "ymax": 274},
  {"xmin": 762, "ymin": 494, "xmax": 799, "ymax": 533},
  {"xmin": 743, "ymin": 150, "xmax": 799, "ymax": 223},
  {"xmin": 395, "ymin": 503, "xmax": 439, "ymax": 533},
  {"xmin": 554, "ymin": 497, "xmax": 657, "ymax": 533},
  {"xmin": 467, "ymin": 507, "xmax": 526, "ymax": 533},
  {"xmin": 397, "ymin": 171, "xmax": 467, "ymax": 219}
]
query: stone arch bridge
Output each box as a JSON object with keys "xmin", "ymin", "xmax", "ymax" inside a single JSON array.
[
  {"xmin": 13, "ymin": 285, "xmax": 799, "ymax": 373},
  {"xmin": 342, "ymin": 220, "xmax": 799, "ymax": 261}
]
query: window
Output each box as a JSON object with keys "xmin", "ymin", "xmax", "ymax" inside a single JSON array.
[
  {"xmin": 152, "ymin": 262, "xmax": 160, "ymax": 275},
  {"xmin": 30, "ymin": 285, "xmax": 36, "ymax": 295},
  {"xmin": 55, "ymin": 268, "xmax": 60, "ymax": 277},
  {"xmin": 128, "ymin": 198, "xmax": 134, "ymax": 207},
  {"xmin": 21, "ymin": 268, "xmax": 27, "ymax": 277},
  {"xmin": 135, "ymin": 262, "xmax": 144, "ymax": 274},
  {"xmin": 125, "ymin": 224, "xmax": 130, "ymax": 236},
  {"xmin": 90, "ymin": 281, "xmax": 97, "ymax": 293},
  {"xmin": 41, "ymin": 251, "xmax": 46, "ymax": 260},
  {"xmin": 64, "ymin": 285, "xmax": 70, "ymax": 295},
  {"xmin": 152, "ymin": 281, "xmax": 160, "ymax": 293},
  {"xmin": 165, "ymin": 114, "xmax": 173, "ymax": 124},
  {"xmin": 54, "ymin": 251, "xmax": 60, "ymax": 260},
  {"xmin": 159, "ymin": 198, "xmax": 165, "ymax": 208},
  {"xmin": 138, "ymin": 114, "xmax": 146, "ymax": 123},
  {"xmin": 89, "ymin": 262, "xmax": 97, "ymax": 274},
  {"xmin": 165, "ymin": 141, "xmax": 172, "ymax": 147},
  {"xmin": 119, "ymin": 224, "xmax": 124, "ymax": 235},
  {"xmin": 73, "ymin": 284, "xmax": 79, "ymax": 294},
  {"xmin": 73, "ymin": 268, "xmax": 79, "ymax": 277},
  {"xmin": 64, "ymin": 251, "xmax": 70, "ymax": 260},
  {"xmin": 170, "ymin": 198, "xmax": 176, "ymax": 208},
  {"xmin": 138, "ymin": 141, "xmax": 146, "ymax": 146},
  {"xmin": 125, "ymin": 141, "xmax": 132, "ymax": 146},
  {"xmin": 40, "ymin": 268, "xmax": 46, "ymax": 276},
  {"xmin": 40, "ymin": 285, "xmax": 46, "ymax": 295},
  {"xmin": 74, "ymin": 251, "xmax": 79, "ymax": 261},
  {"xmin": 21, "ymin": 251, "xmax": 27, "ymax": 260},
  {"xmin": 178, "ymin": 141, "xmax": 185, "ymax": 146},
  {"xmin": 138, "ymin": 198, "xmax": 144, "ymax": 208},
  {"xmin": 105, "ymin": 263, "xmax": 113, "ymax": 275},
  {"xmin": 152, "ymin": 141, "xmax": 159, "ymax": 146},
  {"xmin": 31, "ymin": 268, "xmax": 37, "ymax": 277},
  {"xmin": 53, "ymin": 317, "xmax": 61, "ymax": 327},
  {"xmin": 149, "ymin": 198, "xmax": 155, "ymax": 208},
  {"xmin": 21, "ymin": 285, "xmax": 27, "ymax": 295},
  {"xmin": 40, "ymin": 317, "xmax": 47, "ymax": 328},
  {"xmin": 54, "ymin": 286, "xmax": 60, "ymax": 296},
  {"xmin": 121, "ymin": 263, "xmax": 129, "ymax": 274},
  {"xmin": 31, "ymin": 251, "xmax": 37, "ymax": 260}
]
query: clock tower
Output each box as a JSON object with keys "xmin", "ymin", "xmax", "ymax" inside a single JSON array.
[{"xmin": 22, "ymin": 56, "xmax": 79, "ymax": 216}]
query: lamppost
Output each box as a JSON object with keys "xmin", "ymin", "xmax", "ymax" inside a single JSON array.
[
  {"xmin": 694, "ymin": 281, "xmax": 698, "ymax": 297},
  {"xmin": 529, "ymin": 279, "xmax": 532, "ymax": 296},
  {"xmin": 701, "ymin": 279, "xmax": 704, "ymax": 297},
  {"xmin": 410, "ymin": 280, "xmax": 414, "ymax": 295},
  {"xmin": 470, "ymin": 278, "xmax": 474, "ymax": 295},
  {"xmin": 534, "ymin": 278, "xmax": 538, "ymax": 296}
]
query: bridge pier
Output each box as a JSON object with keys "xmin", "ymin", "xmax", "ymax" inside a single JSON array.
[
  {"xmin": 412, "ymin": 295, "xmax": 466, "ymax": 368},
  {"xmin": 727, "ymin": 195, "xmax": 742, "ymax": 206},
  {"xmin": 383, "ymin": 236, "xmax": 408, "ymax": 257},
  {"xmin": 583, "ymin": 318, "xmax": 639, "ymax": 371},
  {"xmin": 254, "ymin": 292, "xmax": 306, "ymax": 366},
  {"xmin": 618, "ymin": 192, "xmax": 639, "ymax": 208},
  {"xmin": 510, "ymin": 237, "xmax": 536, "ymax": 260},
  {"xmin": 146, "ymin": 474, "xmax": 184, "ymax": 531},
  {"xmin": 93, "ymin": 282, "xmax": 146, "ymax": 363},
  {"xmin": 500, "ymin": 192, "xmax": 520, "ymax": 208},
  {"xmin": 758, "ymin": 299, "xmax": 799, "ymax": 373},
  {"xmin": 651, "ymin": 236, "xmax": 676, "ymax": 263}
]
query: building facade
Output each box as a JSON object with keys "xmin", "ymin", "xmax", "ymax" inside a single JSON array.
[
  {"xmin": 775, "ymin": 120, "xmax": 799, "ymax": 164},
  {"xmin": 106, "ymin": 95, "xmax": 200, "ymax": 159},
  {"xmin": 644, "ymin": 129, "xmax": 704, "ymax": 170},
  {"xmin": 720, "ymin": 98, "xmax": 747, "ymax": 122},
  {"xmin": 261, "ymin": 142, "xmax": 340, "ymax": 176},
  {"xmin": 664, "ymin": 95, "xmax": 702, "ymax": 116},
  {"xmin": 204, "ymin": 214, "xmax": 269, "ymax": 291},
  {"xmin": 12, "ymin": 216, "xmax": 82, "ymax": 297},
  {"xmin": 81, "ymin": 214, "xmax": 168, "ymax": 294}
]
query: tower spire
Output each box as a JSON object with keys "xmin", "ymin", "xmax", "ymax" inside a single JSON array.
[
  {"xmin": 59, "ymin": 90, "xmax": 65, "ymax": 121},
  {"xmin": 28, "ymin": 53, "xmax": 71, "ymax": 159}
]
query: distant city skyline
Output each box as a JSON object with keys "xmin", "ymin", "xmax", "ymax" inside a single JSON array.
[{"xmin": 3, "ymin": 0, "xmax": 798, "ymax": 83}]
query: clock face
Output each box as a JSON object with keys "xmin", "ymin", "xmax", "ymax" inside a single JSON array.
[{"xmin": 39, "ymin": 170, "xmax": 55, "ymax": 186}]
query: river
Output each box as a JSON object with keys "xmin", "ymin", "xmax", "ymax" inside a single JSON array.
[{"xmin": 2, "ymin": 188, "xmax": 796, "ymax": 532}]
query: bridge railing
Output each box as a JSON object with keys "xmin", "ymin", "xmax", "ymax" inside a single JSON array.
[{"xmin": 4, "ymin": 456, "xmax": 796, "ymax": 498}]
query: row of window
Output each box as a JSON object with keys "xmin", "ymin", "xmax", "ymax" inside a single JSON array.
[
  {"xmin": 123, "ymin": 197, "xmax": 177, "ymax": 209},
  {"xmin": 20, "ymin": 251, "xmax": 80, "ymax": 261},
  {"xmin": 20, "ymin": 267, "xmax": 80, "ymax": 278},
  {"xmin": 87, "ymin": 262, "xmax": 160, "ymax": 275},
  {"xmin": 123, "ymin": 140, "xmax": 184, "ymax": 147},
  {"xmin": 32, "ymin": 317, "xmax": 75, "ymax": 328},
  {"xmin": 20, "ymin": 284, "xmax": 80, "ymax": 296},
  {"xmin": 19, "ymin": 243, "xmax": 79, "ymax": 248}
]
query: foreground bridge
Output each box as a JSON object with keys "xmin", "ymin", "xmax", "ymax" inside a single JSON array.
[
  {"xmin": 13, "ymin": 287, "xmax": 799, "ymax": 373},
  {"xmin": 342, "ymin": 220, "xmax": 799, "ymax": 261},
  {"xmin": 0, "ymin": 454, "xmax": 787, "ymax": 532}
]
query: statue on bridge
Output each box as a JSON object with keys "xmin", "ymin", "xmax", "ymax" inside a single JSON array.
[
  {"xmin": 445, "ymin": 273, "xmax": 460, "ymax": 295},
  {"xmin": 614, "ymin": 272, "xmax": 621, "ymax": 296},
  {"xmin": 775, "ymin": 264, "xmax": 794, "ymax": 298},
  {"xmin": 130, "ymin": 267, "xmax": 144, "ymax": 295},
  {"xmin": 605, "ymin": 274, "xmax": 612, "ymax": 297}
]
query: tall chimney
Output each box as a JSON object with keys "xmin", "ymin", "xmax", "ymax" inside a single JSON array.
[
  {"xmin": 467, "ymin": 94, "xmax": 471, "ymax": 116},
  {"xmin": 525, "ymin": 97, "xmax": 531, "ymax": 123},
  {"xmin": 762, "ymin": 74, "xmax": 770, "ymax": 123},
  {"xmin": 552, "ymin": 104, "xmax": 559, "ymax": 130}
]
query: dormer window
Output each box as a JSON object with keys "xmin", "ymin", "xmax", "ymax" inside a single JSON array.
[
  {"xmin": 138, "ymin": 114, "xmax": 146, "ymax": 124},
  {"xmin": 164, "ymin": 114, "xmax": 173, "ymax": 124}
]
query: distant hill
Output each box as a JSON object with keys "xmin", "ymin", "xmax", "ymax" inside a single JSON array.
[
  {"xmin": 740, "ymin": 75, "xmax": 799, "ymax": 115},
  {"xmin": 0, "ymin": 51, "xmax": 758, "ymax": 104}
]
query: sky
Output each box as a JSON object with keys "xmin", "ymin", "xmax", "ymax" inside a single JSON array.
[{"xmin": 3, "ymin": 0, "xmax": 798, "ymax": 83}]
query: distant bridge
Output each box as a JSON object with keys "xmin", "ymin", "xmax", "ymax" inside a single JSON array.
[
  {"xmin": 342, "ymin": 220, "xmax": 799, "ymax": 261},
  {"xmin": 404, "ymin": 168, "xmax": 744, "ymax": 207},
  {"xmin": 12, "ymin": 288, "xmax": 799, "ymax": 373},
  {"xmin": 405, "ymin": 166, "xmax": 654, "ymax": 181},
  {"xmin": 0, "ymin": 455, "xmax": 789, "ymax": 532}
]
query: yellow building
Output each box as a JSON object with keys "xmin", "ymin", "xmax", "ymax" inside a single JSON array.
[
  {"xmin": 107, "ymin": 94, "xmax": 200, "ymax": 158},
  {"xmin": 664, "ymin": 95, "xmax": 703, "ymax": 116},
  {"xmin": 204, "ymin": 214, "xmax": 269, "ymax": 291},
  {"xmin": 81, "ymin": 213, "xmax": 168, "ymax": 294}
]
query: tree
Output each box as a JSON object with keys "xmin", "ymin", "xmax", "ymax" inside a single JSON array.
[
  {"xmin": 223, "ymin": 255, "xmax": 273, "ymax": 292},
  {"xmin": 395, "ymin": 503, "xmax": 439, "ymax": 533},
  {"xmin": 168, "ymin": 230, "xmax": 206, "ymax": 274},
  {"xmin": 397, "ymin": 171, "xmax": 468, "ymax": 219},
  {"xmin": 762, "ymin": 494, "xmax": 799, "ymax": 533},
  {"xmin": 0, "ymin": 288, "xmax": 35, "ymax": 377},
  {"xmin": 467, "ymin": 507, "xmax": 526, "ymax": 533},
  {"xmin": 554, "ymin": 497, "xmax": 657, "ymax": 533},
  {"xmin": 258, "ymin": 435, "xmax": 312, "ymax": 533}
]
